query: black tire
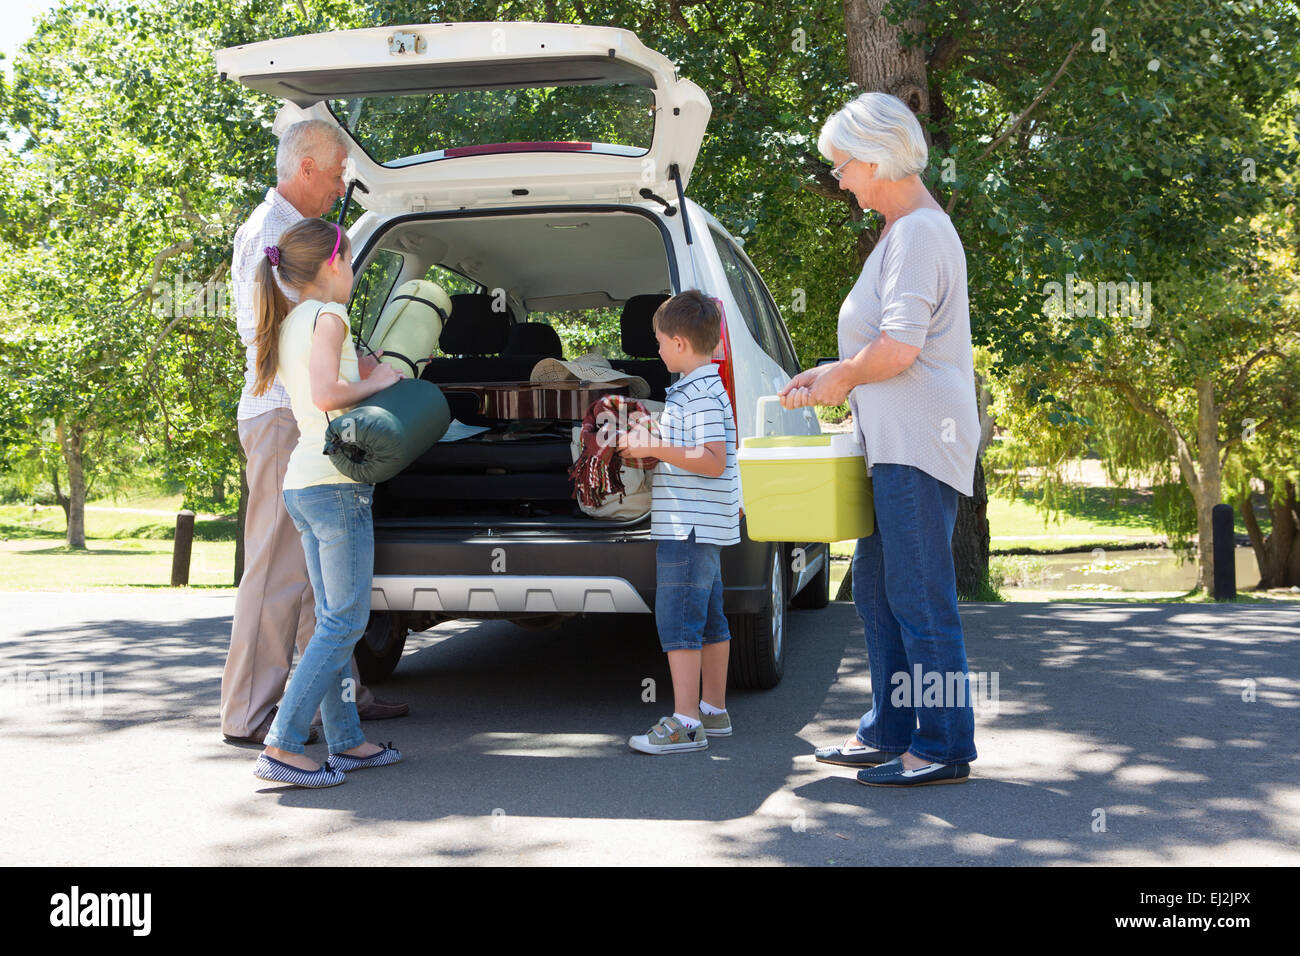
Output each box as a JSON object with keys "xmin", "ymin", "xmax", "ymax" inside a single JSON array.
[
  {"xmin": 353, "ymin": 611, "xmax": 409, "ymax": 684},
  {"xmin": 790, "ymin": 545, "xmax": 830, "ymax": 610},
  {"xmin": 727, "ymin": 545, "xmax": 787, "ymax": 689}
]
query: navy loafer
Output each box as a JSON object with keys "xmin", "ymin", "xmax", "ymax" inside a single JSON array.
[
  {"xmin": 857, "ymin": 756, "xmax": 971, "ymax": 787},
  {"xmin": 815, "ymin": 743, "xmax": 904, "ymax": 768}
]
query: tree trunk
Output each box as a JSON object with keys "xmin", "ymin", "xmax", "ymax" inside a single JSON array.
[
  {"xmin": 843, "ymin": 0, "xmax": 930, "ymax": 115},
  {"xmin": 51, "ymin": 466, "xmax": 70, "ymax": 525},
  {"xmin": 234, "ymin": 462, "xmax": 249, "ymax": 586},
  {"xmin": 1243, "ymin": 478, "xmax": 1300, "ymax": 588},
  {"xmin": 55, "ymin": 423, "xmax": 88, "ymax": 550},
  {"xmin": 1241, "ymin": 483, "xmax": 1270, "ymax": 586},
  {"xmin": 843, "ymin": 0, "xmax": 931, "ymax": 268},
  {"xmin": 1193, "ymin": 378, "xmax": 1223, "ymax": 593},
  {"xmin": 953, "ymin": 457, "xmax": 991, "ymax": 597},
  {"xmin": 835, "ymin": 0, "xmax": 990, "ymax": 602},
  {"xmin": 1287, "ymin": 482, "xmax": 1300, "ymax": 586}
]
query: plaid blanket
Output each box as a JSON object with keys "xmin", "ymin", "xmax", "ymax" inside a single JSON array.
[{"xmin": 568, "ymin": 394, "xmax": 660, "ymax": 508}]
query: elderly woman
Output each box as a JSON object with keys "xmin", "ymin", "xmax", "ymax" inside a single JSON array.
[{"xmin": 778, "ymin": 92, "xmax": 980, "ymax": 787}]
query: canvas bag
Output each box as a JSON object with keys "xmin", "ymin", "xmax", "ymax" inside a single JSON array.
[{"xmin": 568, "ymin": 399, "xmax": 664, "ymax": 519}]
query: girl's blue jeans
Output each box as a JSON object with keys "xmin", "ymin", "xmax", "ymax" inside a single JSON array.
[
  {"xmin": 851, "ymin": 463, "xmax": 977, "ymax": 765},
  {"xmin": 265, "ymin": 482, "xmax": 374, "ymax": 755}
]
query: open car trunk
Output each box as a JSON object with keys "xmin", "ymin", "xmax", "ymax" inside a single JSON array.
[{"xmin": 356, "ymin": 206, "xmax": 676, "ymax": 529}]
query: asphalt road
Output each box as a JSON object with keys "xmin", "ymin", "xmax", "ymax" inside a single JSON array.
[{"xmin": 1, "ymin": 590, "xmax": 1297, "ymax": 865}]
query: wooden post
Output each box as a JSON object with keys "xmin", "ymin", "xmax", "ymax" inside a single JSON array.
[
  {"xmin": 1212, "ymin": 503, "xmax": 1236, "ymax": 601},
  {"xmin": 171, "ymin": 510, "xmax": 195, "ymax": 587}
]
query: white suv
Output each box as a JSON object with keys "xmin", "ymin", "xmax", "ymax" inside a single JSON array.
[{"xmin": 216, "ymin": 21, "xmax": 829, "ymax": 688}]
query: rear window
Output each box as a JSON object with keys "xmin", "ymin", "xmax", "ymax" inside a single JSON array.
[{"xmin": 331, "ymin": 84, "xmax": 656, "ymax": 167}]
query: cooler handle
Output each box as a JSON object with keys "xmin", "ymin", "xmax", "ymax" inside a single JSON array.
[{"xmin": 755, "ymin": 395, "xmax": 784, "ymax": 438}]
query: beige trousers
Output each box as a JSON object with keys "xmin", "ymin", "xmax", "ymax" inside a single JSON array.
[{"xmin": 220, "ymin": 407, "xmax": 374, "ymax": 737}]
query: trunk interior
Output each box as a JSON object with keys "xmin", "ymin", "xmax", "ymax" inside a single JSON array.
[{"xmin": 353, "ymin": 208, "xmax": 676, "ymax": 527}]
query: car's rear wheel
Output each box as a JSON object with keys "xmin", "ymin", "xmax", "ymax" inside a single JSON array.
[
  {"xmin": 354, "ymin": 611, "xmax": 409, "ymax": 684},
  {"xmin": 727, "ymin": 545, "xmax": 787, "ymax": 689}
]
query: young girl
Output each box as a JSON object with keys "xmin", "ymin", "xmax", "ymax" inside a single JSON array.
[{"xmin": 248, "ymin": 217, "xmax": 405, "ymax": 788}]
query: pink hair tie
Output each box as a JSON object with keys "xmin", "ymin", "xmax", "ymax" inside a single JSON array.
[
  {"xmin": 264, "ymin": 245, "xmax": 281, "ymax": 266},
  {"xmin": 327, "ymin": 223, "xmax": 342, "ymax": 264}
]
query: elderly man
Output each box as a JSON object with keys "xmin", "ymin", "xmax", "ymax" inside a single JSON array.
[{"xmin": 221, "ymin": 118, "xmax": 408, "ymax": 744}]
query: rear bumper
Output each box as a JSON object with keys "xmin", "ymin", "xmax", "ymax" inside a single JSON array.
[
  {"xmin": 370, "ymin": 527, "xmax": 775, "ymax": 615},
  {"xmin": 371, "ymin": 574, "xmax": 652, "ymax": 613}
]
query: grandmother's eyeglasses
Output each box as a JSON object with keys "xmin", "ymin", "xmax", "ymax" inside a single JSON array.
[{"xmin": 830, "ymin": 156, "xmax": 855, "ymax": 181}]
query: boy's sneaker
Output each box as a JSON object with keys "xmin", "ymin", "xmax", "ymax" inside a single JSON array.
[
  {"xmin": 700, "ymin": 709, "xmax": 732, "ymax": 737},
  {"xmin": 628, "ymin": 716, "xmax": 708, "ymax": 754}
]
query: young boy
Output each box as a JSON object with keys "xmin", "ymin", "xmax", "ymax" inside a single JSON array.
[{"xmin": 617, "ymin": 290, "xmax": 741, "ymax": 754}]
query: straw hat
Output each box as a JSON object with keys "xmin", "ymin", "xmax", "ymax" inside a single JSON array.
[{"xmin": 530, "ymin": 351, "xmax": 650, "ymax": 399}]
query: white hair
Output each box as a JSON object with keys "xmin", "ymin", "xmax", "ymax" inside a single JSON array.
[
  {"xmin": 817, "ymin": 92, "xmax": 929, "ymax": 182},
  {"xmin": 276, "ymin": 119, "xmax": 349, "ymax": 184}
]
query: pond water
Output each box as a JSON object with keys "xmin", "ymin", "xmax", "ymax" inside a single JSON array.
[{"xmin": 993, "ymin": 545, "xmax": 1268, "ymax": 594}]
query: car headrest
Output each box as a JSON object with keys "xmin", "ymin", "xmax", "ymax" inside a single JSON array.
[
  {"xmin": 439, "ymin": 293, "xmax": 511, "ymax": 355},
  {"xmin": 505, "ymin": 322, "xmax": 564, "ymax": 358},
  {"xmin": 620, "ymin": 293, "xmax": 670, "ymax": 358}
]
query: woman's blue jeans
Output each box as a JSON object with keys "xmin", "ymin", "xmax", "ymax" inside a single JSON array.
[
  {"xmin": 264, "ymin": 482, "xmax": 374, "ymax": 755},
  {"xmin": 851, "ymin": 463, "xmax": 977, "ymax": 764}
]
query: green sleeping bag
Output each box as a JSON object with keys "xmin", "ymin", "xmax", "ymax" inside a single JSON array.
[{"xmin": 323, "ymin": 378, "xmax": 451, "ymax": 484}]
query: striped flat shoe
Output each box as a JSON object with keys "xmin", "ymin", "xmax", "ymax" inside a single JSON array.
[
  {"xmin": 856, "ymin": 756, "xmax": 971, "ymax": 788},
  {"xmin": 328, "ymin": 742, "xmax": 403, "ymax": 772},
  {"xmin": 254, "ymin": 753, "xmax": 346, "ymax": 788}
]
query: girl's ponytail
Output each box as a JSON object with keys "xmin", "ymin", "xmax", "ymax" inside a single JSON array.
[
  {"xmin": 252, "ymin": 252, "xmax": 291, "ymax": 396},
  {"xmin": 250, "ymin": 218, "xmax": 351, "ymax": 396}
]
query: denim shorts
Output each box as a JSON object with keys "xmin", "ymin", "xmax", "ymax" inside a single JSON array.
[{"xmin": 654, "ymin": 528, "xmax": 731, "ymax": 652}]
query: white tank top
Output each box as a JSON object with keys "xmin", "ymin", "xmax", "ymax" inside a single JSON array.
[{"xmin": 277, "ymin": 299, "xmax": 361, "ymax": 490}]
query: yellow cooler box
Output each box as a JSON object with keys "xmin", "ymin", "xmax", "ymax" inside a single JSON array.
[{"xmin": 739, "ymin": 399, "xmax": 875, "ymax": 543}]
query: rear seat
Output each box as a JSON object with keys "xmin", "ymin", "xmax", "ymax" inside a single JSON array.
[
  {"xmin": 399, "ymin": 293, "xmax": 673, "ymax": 495},
  {"xmin": 504, "ymin": 321, "xmax": 564, "ymax": 359},
  {"xmin": 421, "ymin": 293, "xmax": 532, "ymax": 383},
  {"xmin": 418, "ymin": 290, "xmax": 672, "ymax": 413},
  {"xmin": 610, "ymin": 293, "xmax": 671, "ymax": 401},
  {"xmin": 421, "ymin": 293, "xmax": 566, "ymax": 385}
]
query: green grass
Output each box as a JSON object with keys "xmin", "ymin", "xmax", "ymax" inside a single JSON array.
[
  {"xmin": 0, "ymin": 504, "xmax": 238, "ymax": 542},
  {"xmin": 985, "ymin": 483, "xmax": 1263, "ymax": 551},
  {"xmin": 824, "ymin": 483, "xmax": 1258, "ymax": 558},
  {"xmin": 0, "ymin": 538, "xmax": 238, "ymax": 589},
  {"xmin": 0, "ymin": 475, "xmax": 1282, "ymax": 599}
]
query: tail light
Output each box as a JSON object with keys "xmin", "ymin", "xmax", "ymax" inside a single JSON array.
[
  {"xmin": 709, "ymin": 297, "xmax": 737, "ymax": 428},
  {"xmin": 709, "ymin": 296, "xmax": 743, "ymax": 520}
]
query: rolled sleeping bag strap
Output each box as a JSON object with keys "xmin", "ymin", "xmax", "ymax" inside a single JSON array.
[
  {"xmin": 323, "ymin": 378, "xmax": 451, "ymax": 484},
  {"xmin": 375, "ymin": 348, "xmax": 421, "ymax": 379},
  {"xmin": 390, "ymin": 293, "xmax": 449, "ymax": 324}
]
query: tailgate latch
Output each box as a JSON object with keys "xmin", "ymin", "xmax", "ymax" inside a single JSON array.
[{"xmin": 389, "ymin": 32, "xmax": 426, "ymax": 55}]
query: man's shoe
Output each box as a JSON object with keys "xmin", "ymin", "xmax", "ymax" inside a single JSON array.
[
  {"xmin": 628, "ymin": 716, "xmax": 708, "ymax": 754},
  {"xmin": 358, "ymin": 697, "xmax": 409, "ymax": 720},
  {"xmin": 814, "ymin": 741, "xmax": 901, "ymax": 768},
  {"xmin": 225, "ymin": 706, "xmax": 319, "ymax": 745},
  {"xmin": 856, "ymin": 756, "xmax": 971, "ymax": 787}
]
